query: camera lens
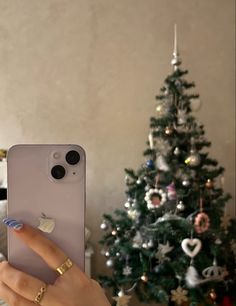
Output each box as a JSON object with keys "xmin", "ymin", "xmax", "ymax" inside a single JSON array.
[
  {"xmin": 66, "ymin": 150, "xmax": 80, "ymax": 165},
  {"xmin": 51, "ymin": 165, "xmax": 66, "ymax": 180}
]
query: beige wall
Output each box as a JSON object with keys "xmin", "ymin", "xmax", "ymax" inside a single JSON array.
[{"xmin": 0, "ymin": 0, "xmax": 235, "ymax": 304}]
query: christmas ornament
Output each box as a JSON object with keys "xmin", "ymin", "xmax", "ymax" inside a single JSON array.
[
  {"xmin": 112, "ymin": 229, "xmax": 117, "ymax": 236},
  {"xmin": 100, "ymin": 221, "xmax": 108, "ymax": 230},
  {"xmin": 132, "ymin": 231, "xmax": 143, "ymax": 248},
  {"xmin": 177, "ymin": 109, "xmax": 187, "ymax": 125},
  {"xmin": 155, "ymin": 137, "xmax": 171, "ymax": 156},
  {"xmin": 171, "ymin": 24, "xmax": 182, "ymax": 70},
  {"xmin": 156, "ymin": 101, "xmax": 170, "ymax": 118},
  {"xmin": 124, "ymin": 201, "xmax": 131, "ymax": 209},
  {"xmin": 221, "ymin": 212, "xmax": 231, "ymax": 231},
  {"xmin": 156, "ymin": 155, "xmax": 170, "ymax": 172},
  {"xmin": 165, "ymin": 126, "xmax": 174, "ymax": 135},
  {"xmin": 205, "ymin": 179, "xmax": 214, "ymax": 189},
  {"xmin": 148, "ymin": 131, "xmax": 154, "ymax": 149},
  {"xmin": 185, "ymin": 149, "xmax": 201, "ymax": 167},
  {"xmin": 136, "ymin": 178, "xmax": 142, "ymax": 184},
  {"xmin": 147, "ymin": 239, "xmax": 154, "ymax": 248},
  {"xmin": 173, "ymin": 147, "xmax": 180, "ymax": 156},
  {"xmin": 142, "ymin": 242, "xmax": 148, "ymax": 249},
  {"xmin": 208, "ymin": 289, "xmax": 217, "ymax": 303},
  {"xmin": 146, "ymin": 159, "xmax": 154, "ymax": 169},
  {"xmin": 105, "ymin": 251, "xmax": 110, "ymax": 257},
  {"xmin": 181, "ymin": 238, "xmax": 202, "ymax": 258},
  {"xmin": 171, "ymin": 286, "xmax": 188, "ymax": 305},
  {"xmin": 185, "ymin": 265, "xmax": 202, "ymax": 288},
  {"xmin": 155, "ymin": 241, "xmax": 174, "ymax": 263},
  {"xmin": 127, "ymin": 208, "xmax": 139, "ymax": 220},
  {"xmin": 190, "ymin": 97, "xmax": 201, "ymax": 111},
  {"xmin": 125, "ymin": 175, "xmax": 130, "ymax": 184},
  {"xmin": 144, "ymin": 188, "xmax": 167, "ymax": 209},
  {"xmin": 123, "ymin": 266, "xmax": 132, "ymax": 276},
  {"xmin": 140, "ymin": 273, "xmax": 148, "ymax": 282},
  {"xmin": 176, "ymin": 200, "xmax": 185, "ymax": 211},
  {"xmin": 167, "ymin": 182, "xmax": 177, "ymax": 200},
  {"xmin": 113, "ymin": 291, "xmax": 131, "ymax": 306},
  {"xmin": 202, "ymin": 258, "xmax": 228, "ymax": 281},
  {"xmin": 106, "ymin": 259, "xmax": 114, "ymax": 267},
  {"xmin": 182, "ymin": 179, "xmax": 190, "ymax": 187},
  {"xmin": 194, "ymin": 212, "xmax": 210, "ymax": 233},
  {"xmin": 194, "ymin": 198, "xmax": 210, "ymax": 234}
]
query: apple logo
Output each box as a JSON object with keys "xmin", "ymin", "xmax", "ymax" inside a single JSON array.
[{"xmin": 37, "ymin": 213, "xmax": 56, "ymax": 233}]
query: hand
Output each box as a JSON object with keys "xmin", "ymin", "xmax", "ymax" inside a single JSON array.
[{"xmin": 0, "ymin": 222, "xmax": 110, "ymax": 306}]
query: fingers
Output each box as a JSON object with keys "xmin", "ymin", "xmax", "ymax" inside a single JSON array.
[
  {"xmin": 0, "ymin": 261, "xmax": 45, "ymax": 302},
  {"xmin": 0, "ymin": 280, "xmax": 35, "ymax": 306},
  {"xmin": 12, "ymin": 224, "xmax": 71, "ymax": 271}
]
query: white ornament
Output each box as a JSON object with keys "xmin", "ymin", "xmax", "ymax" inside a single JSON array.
[
  {"xmin": 156, "ymin": 155, "xmax": 170, "ymax": 172},
  {"xmin": 123, "ymin": 266, "xmax": 132, "ymax": 276},
  {"xmin": 190, "ymin": 97, "xmax": 201, "ymax": 111},
  {"xmin": 181, "ymin": 238, "xmax": 202, "ymax": 258},
  {"xmin": 37, "ymin": 213, "xmax": 55, "ymax": 233},
  {"xmin": 155, "ymin": 241, "xmax": 173, "ymax": 263},
  {"xmin": 132, "ymin": 231, "xmax": 143, "ymax": 248},
  {"xmin": 186, "ymin": 265, "xmax": 202, "ymax": 288},
  {"xmin": 171, "ymin": 286, "xmax": 188, "ymax": 305},
  {"xmin": 113, "ymin": 293, "xmax": 131, "ymax": 306},
  {"xmin": 202, "ymin": 258, "xmax": 228, "ymax": 280},
  {"xmin": 148, "ymin": 132, "xmax": 154, "ymax": 149},
  {"xmin": 155, "ymin": 138, "xmax": 171, "ymax": 156},
  {"xmin": 177, "ymin": 109, "xmax": 187, "ymax": 125},
  {"xmin": 127, "ymin": 208, "xmax": 139, "ymax": 220},
  {"xmin": 144, "ymin": 188, "xmax": 167, "ymax": 210}
]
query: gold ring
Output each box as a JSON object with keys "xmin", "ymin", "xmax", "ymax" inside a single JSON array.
[
  {"xmin": 56, "ymin": 258, "xmax": 73, "ymax": 276},
  {"xmin": 34, "ymin": 284, "xmax": 47, "ymax": 304}
]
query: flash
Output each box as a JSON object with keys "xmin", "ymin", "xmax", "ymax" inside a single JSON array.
[{"xmin": 53, "ymin": 152, "xmax": 60, "ymax": 159}]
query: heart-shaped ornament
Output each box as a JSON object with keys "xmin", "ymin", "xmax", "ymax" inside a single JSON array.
[{"xmin": 181, "ymin": 238, "xmax": 202, "ymax": 258}]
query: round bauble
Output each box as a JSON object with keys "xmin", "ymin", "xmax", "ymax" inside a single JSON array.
[
  {"xmin": 106, "ymin": 259, "xmax": 114, "ymax": 267},
  {"xmin": 146, "ymin": 159, "xmax": 154, "ymax": 169},
  {"xmin": 185, "ymin": 150, "xmax": 201, "ymax": 167},
  {"xmin": 208, "ymin": 289, "xmax": 217, "ymax": 302},
  {"xmin": 100, "ymin": 222, "xmax": 108, "ymax": 230},
  {"xmin": 105, "ymin": 251, "xmax": 110, "ymax": 257},
  {"xmin": 182, "ymin": 179, "xmax": 190, "ymax": 187},
  {"xmin": 140, "ymin": 273, "xmax": 148, "ymax": 282},
  {"xmin": 124, "ymin": 201, "xmax": 131, "ymax": 209},
  {"xmin": 165, "ymin": 126, "xmax": 174, "ymax": 135},
  {"xmin": 136, "ymin": 178, "xmax": 142, "ymax": 184},
  {"xmin": 205, "ymin": 179, "xmax": 214, "ymax": 189},
  {"xmin": 177, "ymin": 201, "xmax": 185, "ymax": 211}
]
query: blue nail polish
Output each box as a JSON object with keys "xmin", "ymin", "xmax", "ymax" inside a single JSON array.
[{"xmin": 2, "ymin": 218, "xmax": 24, "ymax": 231}]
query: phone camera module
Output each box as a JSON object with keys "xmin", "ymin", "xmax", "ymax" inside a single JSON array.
[
  {"xmin": 51, "ymin": 165, "xmax": 66, "ymax": 180},
  {"xmin": 66, "ymin": 150, "xmax": 80, "ymax": 165}
]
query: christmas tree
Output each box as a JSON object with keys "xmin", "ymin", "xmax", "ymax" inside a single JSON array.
[{"xmin": 99, "ymin": 27, "xmax": 236, "ymax": 306}]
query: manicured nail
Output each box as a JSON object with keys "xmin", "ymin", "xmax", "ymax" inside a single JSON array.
[{"xmin": 2, "ymin": 218, "xmax": 24, "ymax": 231}]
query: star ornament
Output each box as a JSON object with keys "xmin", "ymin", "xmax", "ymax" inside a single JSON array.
[
  {"xmin": 113, "ymin": 294, "xmax": 131, "ymax": 306},
  {"xmin": 123, "ymin": 266, "xmax": 132, "ymax": 276},
  {"xmin": 155, "ymin": 241, "xmax": 174, "ymax": 263},
  {"xmin": 171, "ymin": 286, "xmax": 188, "ymax": 305}
]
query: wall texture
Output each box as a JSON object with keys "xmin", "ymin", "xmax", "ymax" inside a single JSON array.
[{"xmin": 0, "ymin": 0, "xmax": 235, "ymax": 304}]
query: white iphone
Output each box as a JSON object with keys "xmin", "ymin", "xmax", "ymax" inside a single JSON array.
[{"xmin": 7, "ymin": 144, "xmax": 85, "ymax": 283}]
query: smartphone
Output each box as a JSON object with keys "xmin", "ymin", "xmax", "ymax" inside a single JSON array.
[{"xmin": 7, "ymin": 144, "xmax": 85, "ymax": 283}]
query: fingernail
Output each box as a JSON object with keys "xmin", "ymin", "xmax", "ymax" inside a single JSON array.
[{"xmin": 2, "ymin": 218, "xmax": 24, "ymax": 231}]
